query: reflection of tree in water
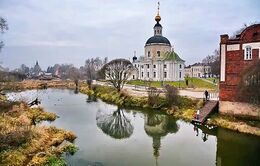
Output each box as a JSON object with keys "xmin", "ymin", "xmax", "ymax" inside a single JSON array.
[
  {"xmin": 144, "ymin": 113, "xmax": 179, "ymax": 165},
  {"xmin": 86, "ymin": 94, "xmax": 97, "ymax": 103},
  {"xmin": 96, "ymin": 107, "xmax": 134, "ymax": 139}
]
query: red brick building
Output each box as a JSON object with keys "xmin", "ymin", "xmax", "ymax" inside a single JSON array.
[{"xmin": 219, "ymin": 24, "xmax": 260, "ymax": 118}]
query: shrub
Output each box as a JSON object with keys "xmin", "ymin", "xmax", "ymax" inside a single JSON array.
[
  {"xmin": 164, "ymin": 84, "xmax": 179, "ymax": 107},
  {"xmin": 0, "ymin": 127, "xmax": 33, "ymax": 151},
  {"xmin": 26, "ymin": 108, "xmax": 57, "ymax": 125},
  {"xmin": 63, "ymin": 143, "xmax": 78, "ymax": 155},
  {"xmin": 178, "ymin": 97, "xmax": 195, "ymax": 109},
  {"xmin": 147, "ymin": 87, "xmax": 161, "ymax": 108},
  {"xmin": 45, "ymin": 156, "xmax": 66, "ymax": 166}
]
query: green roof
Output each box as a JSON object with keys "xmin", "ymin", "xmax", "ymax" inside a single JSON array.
[{"xmin": 163, "ymin": 51, "xmax": 185, "ymax": 62}]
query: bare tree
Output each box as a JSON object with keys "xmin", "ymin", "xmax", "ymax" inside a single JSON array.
[
  {"xmin": 85, "ymin": 57, "xmax": 104, "ymax": 88},
  {"xmin": 67, "ymin": 67, "xmax": 81, "ymax": 87},
  {"xmin": 202, "ymin": 49, "xmax": 220, "ymax": 77},
  {"xmin": 231, "ymin": 22, "xmax": 260, "ymax": 38},
  {"xmin": 238, "ymin": 60, "xmax": 260, "ymax": 105},
  {"xmin": 19, "ymin": 64, "xmax": 30, "ymax": 75},
  {"xmin": 101, "ymin": 59, "xmax": 133, "ymax": 92},
  {"xmin": 0, "ymin": 17, "xmax": 8, "ymax": 52}
]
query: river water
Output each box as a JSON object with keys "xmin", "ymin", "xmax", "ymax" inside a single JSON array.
[{"xmin": 7, "ymin": 89, "xmax": 260, "ymax": 166}]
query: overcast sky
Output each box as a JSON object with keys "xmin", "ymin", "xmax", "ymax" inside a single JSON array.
[{"xmin": 0, "ymin": 0, "xmax": 259, "ymax": 70}]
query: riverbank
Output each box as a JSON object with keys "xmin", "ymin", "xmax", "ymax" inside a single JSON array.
[
  {"xmin": 80, "ymin": 83, "xmax": 260, "ymax": 137},
  {"xmin": 1, "ymin": 80, "xmax": 259, "ymax": 137},
  {"xmin": 0, "ymin": 79, "xmax": 76, "ymax": 91},
  {"xmin": 0, "ymin": 94, "xmax": 77, "ymax": 165}
]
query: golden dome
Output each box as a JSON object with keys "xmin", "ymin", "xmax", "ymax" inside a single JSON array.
[
  {"xmin": 155, "ymin": 14, "xmax": 161, "ymax": 22},
  {"xmin": 155, "ymin": 2, "xmax": 161, "ymax": 22}
]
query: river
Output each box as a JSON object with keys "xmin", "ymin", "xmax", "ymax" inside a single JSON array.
[{"xmin": 7, "ymin": 89, "xmax": 260, "ymax": 166}]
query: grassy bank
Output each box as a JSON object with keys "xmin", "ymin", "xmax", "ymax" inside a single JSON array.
[
  {"xmin": 208, "ymin": 114, "xmax": 260, "ymax": 136},
  {"xmin": 80, "ymin": 85, "xmax": 199, "ymax": 109},
  {"xmin": 81, "ymin": 84, "xmax": 260, "ymax": 137},
  {"xmin": 80, "ymin": 84, "xmax": 200, "ymax": 119},
  {"xmin": 0, "ymin": 96, "xmax": 77, "ymax": 166},
  {"xmin": 127, "ymin": 77, "xmax": 217, "ymax": 90}
]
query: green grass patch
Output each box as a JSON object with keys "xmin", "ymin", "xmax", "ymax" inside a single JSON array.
[
  {"xmin": 45, "ymin": 156, "xmax": 66, "ymax": 166},
  {"xmin": 127, "ymin": 77, "xmax": 217, "ymax": 90},
  {"xmin": 205, "ymin": 77, "xmax": 219, "ymax": 83}
]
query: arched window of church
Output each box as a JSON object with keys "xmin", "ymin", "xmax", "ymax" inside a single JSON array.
[
  {"xmin": 148, "ymin": 51, "xmax": 151, "ymax": 57},
  {"xmin": 157, "ymin": 51, "xmax": 160, "ymax": 57},
  {"xmin": 244, "ymin": 46, "xmax": 252, "ymax": 60}
]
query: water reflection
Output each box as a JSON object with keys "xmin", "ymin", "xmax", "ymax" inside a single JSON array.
[
  {"xmin": 193, "ymin": 123, "xmax": 260, "ymax": 166},
  {"xmin": 6, "ymin": 89, "xmax": 260, "ymax": 166},
  {"xmin": 193, "ymin": 124, "xmax": 213, "ymax": 142},
  {"xmin": 96, "ymin": 107, "xmax": 134, "ymax": 139},
  {"xmin": 86, "ymin": 94, "xmax": 97, "ymax": 103},
  {"xmin": 144, "ymin": 113, "xmax": 179, "ymax": 165},
  {"xmin": 216, "ymin": 129, "xmax": 260, "ymax": 166}
]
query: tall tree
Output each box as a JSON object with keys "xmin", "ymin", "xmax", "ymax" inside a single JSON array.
[
  {"xmin": 19, "ymin": 64, "xmax": 30, "ymax": 74},
  {"xmin": 202, "ymin": 49, "xmax": 220, "ymax": 76},
  {"xmin": 84, "ymin": 57, "xmax": 106, "ymax": 88},
  {"xmin": 67, "ymin": 66, "xmax": 81, "ymax": 87},
  {"xmin": 101, "ymin": 59, "xmax": 133, "ymax": 92}
]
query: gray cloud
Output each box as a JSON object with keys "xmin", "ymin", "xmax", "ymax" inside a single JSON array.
[{"xmin": 0, "ymin": 0, "xmax": 259, "ymax": 69}]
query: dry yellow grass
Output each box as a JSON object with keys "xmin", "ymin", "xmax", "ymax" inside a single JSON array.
[
  {"xmin": 0, "ymin": 101, "xmax": 77, "ymax": 166},
  {"xmin": 0, "ymin": 80, "xmax": 77, "ymax": 90}
]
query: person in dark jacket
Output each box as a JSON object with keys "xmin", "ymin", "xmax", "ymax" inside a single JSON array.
[{"xmin": 204, "ymin": 90, "xmax": 209, "ymax": 101}]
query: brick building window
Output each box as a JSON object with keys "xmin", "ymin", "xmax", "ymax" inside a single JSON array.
[
  {"xmin": 147, "ymin": 64, "xmax": 150, "ymax": 68},
  {"xmin": 164, "ymin": 64, "xmax": 167, "ymax": 68},
  {"xmin": 153, "ymin": 65, "xmax": 156, "ymax": 68},
  {"xmin": 245, "ymin": 46, "xmax": 252, "ymax": 60},
  {"xmin": 141, "ymin": 72, "xmax": 143, "ymax": 77},
  {"xmin": 154, "ymin": 72, "xmax": 156, "ymax": 78}
]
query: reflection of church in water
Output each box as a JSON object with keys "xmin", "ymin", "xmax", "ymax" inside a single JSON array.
[{"xmin": 144, "ymin": 113, "xmax": 179, "ymax": 165}]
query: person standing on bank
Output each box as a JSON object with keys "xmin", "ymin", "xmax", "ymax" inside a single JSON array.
[
  {"xmin": 204, "ymin": 90, "xmax": 209, "ymax": 101},
  {"xmin": 196, "ymin": 110, "xmax": 200, "ymax": 120}
]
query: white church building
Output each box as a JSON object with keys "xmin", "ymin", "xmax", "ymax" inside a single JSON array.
[{"xmin": 131, "ymin": 4, "xmax": 185, "ymax": 82}]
